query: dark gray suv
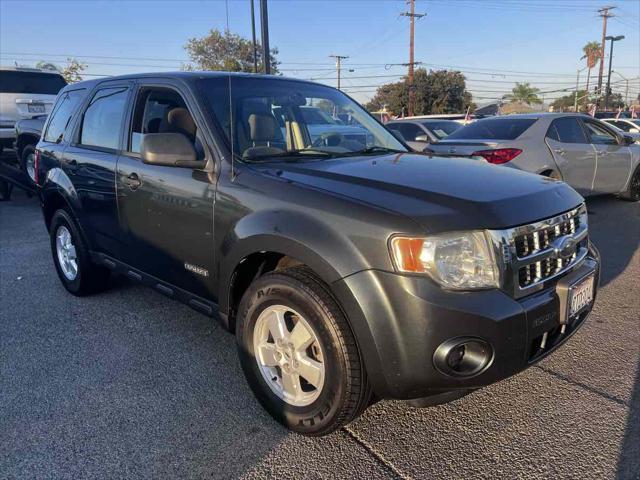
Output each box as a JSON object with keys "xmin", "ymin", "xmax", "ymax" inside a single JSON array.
[{"xmin": 35, "ymin": 72, "xmax": 600, "ymax": 435}]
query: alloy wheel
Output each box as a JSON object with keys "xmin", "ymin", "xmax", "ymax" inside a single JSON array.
[
  {"xmin": 253, "ymin": 305, "xmax": 325, "ymax": 407},
  {"xmin": 56, "ymin": 225, "xmax": 78, "ymax": 281}
]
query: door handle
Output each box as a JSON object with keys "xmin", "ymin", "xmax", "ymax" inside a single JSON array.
[
  {"xmin": 124, "ymin": 172, "xmax": 142, "ymax": 190},
  {"xmin": 554, "ymin": 148, "xmax": 565, "ymax": 155},
  {"xmin": 596, "ymin": 150, "xmax": 608, "ymax": 156}
]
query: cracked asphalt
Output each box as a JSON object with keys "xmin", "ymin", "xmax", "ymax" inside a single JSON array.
[{"xmin": 1, "ymin": 153, "xmax": 639, "ymax": 479}]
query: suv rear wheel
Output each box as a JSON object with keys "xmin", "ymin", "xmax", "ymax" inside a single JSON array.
[
  {"xmin": 236, "ymin": 266, "xmax": 371, "ymax": 436},
  {"xmin": 20, "ymin": 145, "xmax": 37, "ymax": 183},
  {"xmin": 49, "ymin": 209, "xmax": 110, "ymax": 295}
]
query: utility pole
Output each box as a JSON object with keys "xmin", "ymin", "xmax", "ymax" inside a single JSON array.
[
  {"xmin": 596, "ymin": 6, "xmax": 615, "ymax": 105},
  {"xmin": 329, "ymin": 54, "xmax": 349, "ymax": 90},
  {"xmin": 401, "ymin": 0, "xmax": 426, "ymax": 117},
  {"xmin": 250, "ymin": 0, "xmax": 258, "ymax": 73},
  {"xmin": 259, "ymin": 0, "xmax": 271, "ymax": 74},
  {"xmin": 604, "ymin": 35, "xmax": 625, "ymax": 109}
]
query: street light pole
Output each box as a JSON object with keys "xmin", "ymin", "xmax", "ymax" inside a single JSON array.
[{"xmin": 604, "ymin": 34, "xmax": 624, "ymax": 110}]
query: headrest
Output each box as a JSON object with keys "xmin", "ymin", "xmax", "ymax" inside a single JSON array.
[
  {"xmin": 248, "ymin": 112, "xmax": 278, "ymax": 142},
  {"xmin": 167, "ymin": 107, "xmax": 196, "ymax": 138}
]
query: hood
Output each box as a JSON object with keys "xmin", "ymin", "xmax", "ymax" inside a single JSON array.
[{"xmin": 252, "ymin": 153, "xmax": 583, "ymax": 232}]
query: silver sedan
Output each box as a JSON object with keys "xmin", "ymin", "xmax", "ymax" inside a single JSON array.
[{"xmin": 427, "ymin": 113, "xmax": 640, "ymax": 201}]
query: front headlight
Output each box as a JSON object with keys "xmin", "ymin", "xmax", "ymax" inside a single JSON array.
[{"xmin": 389, "ymin": 231, "xmax": 500, "ymax": 290}]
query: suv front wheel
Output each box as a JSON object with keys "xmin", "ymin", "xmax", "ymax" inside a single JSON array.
[
  {"xmin": 49, "ymin": 209, "xmax": 110, "ymax": 295},
  {"xmin": 236, "ymin": 266, "xmax": 371, "ymax": 436}
]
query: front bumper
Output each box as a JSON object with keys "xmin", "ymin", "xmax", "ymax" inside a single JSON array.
[{"xmin": 332, "ymin": 242, "xmax": 600, "ymax": 400}]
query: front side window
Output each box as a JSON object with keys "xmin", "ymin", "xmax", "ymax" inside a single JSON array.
[
  {"xmin": 547, "ymin": 117, "xmax": 588, "ymax": 144},
  {"xmin": 80, "ymin": 87, "xmax": 128, "ymax": 150},
  {"xmin": 129, "ymin": 87, "xmax": 202, "ymax": 159},
  {"xmin": 398, "ymin": 123, "xmax": 423, "ymax": 142},
  {"xmin": 583, "ymin": 121, "xmax": 618, "ymax": 145},
  {"xmin": 446, "ymin": 118, "xmax": 537, "ymax": 140},
  {"xmin": 43, "ymin": 89, "xmax": 85, "ymax": 143},
  {"xmin": 609, "ymin": 121, "xmax": 632, "ymax": 132},
  {"xmin": 198, "ymin": 76, "xmax": 405, "ymax": 161}
]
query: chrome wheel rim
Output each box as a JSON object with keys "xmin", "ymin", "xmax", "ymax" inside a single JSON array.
[
  {"xmin": 253, "ymin": 305, "xmax": 325, "ymax": 407},
  {"xmin": 26, "ymin": 152, "xmax": 36, "ymax": 182},
  {"xmin": 56, "ymin": 225, "xmax": 78, "ymax": 281}
]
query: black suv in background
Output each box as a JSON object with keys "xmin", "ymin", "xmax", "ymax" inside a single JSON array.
[{"xmin": 35, "ymin": 72, "xmax": 600, "ymax": 436}]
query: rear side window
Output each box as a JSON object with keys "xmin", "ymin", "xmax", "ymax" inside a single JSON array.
[
  {"xmin": 546, "ymin": 118, "xmax": 588, "ymax": 144},
  {"xmin": 0, "ymin": 71, "xmax": 67, "ymax": 94},
  {"xmin": 79, "ymin": 87, "xmax": 128, "ymax": 150},
  {"xmin": 43, "ymin": 89, "xmax": 85, "ymax": 143},
  {"xmin": 446, "ymin": 118, "xmax": 537, "ymax": 140}
]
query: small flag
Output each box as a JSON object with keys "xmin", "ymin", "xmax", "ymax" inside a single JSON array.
[
  {"xmin": 588, "ymin": 104, "xmax": 597, "ymax": 117},
  {"xmin": 615, "ymin": 107, "xmax": 622, "ymax": 119},
  {"xmin": 632, "ymin": 106, "xmax": 638, "ymax": 119},
  {"xmin": 463, "ymin": 106, "xmax": 471, "ymax": 123}
]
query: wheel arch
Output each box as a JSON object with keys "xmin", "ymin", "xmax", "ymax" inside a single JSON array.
[{"xmin": 15, "ymin": 133, "xmax": 39, "ymax": 157}]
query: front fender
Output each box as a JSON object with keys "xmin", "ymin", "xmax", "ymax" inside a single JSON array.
[{"xmin": 218, "ymin": 208, "xmax": 375, "ymax": 315}]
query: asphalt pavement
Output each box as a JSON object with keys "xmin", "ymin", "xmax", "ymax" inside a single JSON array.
[{"xmin": 1, "ymin": 151, "xmax": 639, "ymax": 479}]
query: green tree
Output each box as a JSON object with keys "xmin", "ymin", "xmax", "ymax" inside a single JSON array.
[
  {"xmin": 60, "ymin": 58, "xmax": 87, "ymax": 83},
  {"xmin": 581, "ymin": 41, "xmax": 601, "ymax": 108},
  {"xmin": 551, "ymin": 90, "xmax": 590, "ymax": 111},
  {"xmin": 503, "ymin": 83, "xmax": 542, "ymax": 105},
  {"xmin": 184, "ymin": 29, "xmax": 278, "ymax": 73},
  {"xmin": 365, "ymin": 69, "xmax": 473, "ymax": 116},
  {"xmin": 35, "ymin": 61, "xmax": 58, "ymax": 72}
]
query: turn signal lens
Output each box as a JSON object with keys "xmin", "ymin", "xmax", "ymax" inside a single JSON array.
[{"xmin": 471, "ymin": 148, "xmax": 522, "ymax": 164}]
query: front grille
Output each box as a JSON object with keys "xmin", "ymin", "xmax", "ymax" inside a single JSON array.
[{"xmin": 490, "ymin": 205, "xmax": 589, "ymax": 298}]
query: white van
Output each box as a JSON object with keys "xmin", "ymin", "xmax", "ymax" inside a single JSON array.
[{"xmin": 0, "ymin": 67, "xmax": 67, "ymax": 153}]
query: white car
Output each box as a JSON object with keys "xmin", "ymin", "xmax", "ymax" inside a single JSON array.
[
  {"xmin": 602, "ymin": 118, "xmax": 640, "ymax": 143},
  {"xmin": 0, "ymin": 66, "xmax": 67, "ymax": 153}
]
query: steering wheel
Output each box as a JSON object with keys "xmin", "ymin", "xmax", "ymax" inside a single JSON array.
[{"xmin": 312, "ymin": 132, "xmax": 345, "ymax": 148}]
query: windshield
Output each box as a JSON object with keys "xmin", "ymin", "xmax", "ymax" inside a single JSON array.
[
  {"xmin": 0, "ymin": 71, "xmax": 67, "ymax": 94},
  {"xmin": 197, "ymin": 76, "xmax": 406, "ymax": 161},
  {"xmin": 421, "ymin": 120, "xmax": 461, "ymax": 139},
  {"xmin": 445, "ymin": 118, "xmax": 537, "ymax": 140}
]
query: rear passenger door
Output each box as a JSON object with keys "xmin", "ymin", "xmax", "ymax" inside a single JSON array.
[
  {"xmin": 545, "ymin": 117, "xmax": 596, "ymax": 195},
  {"xmin": 115, "ymin": 80, "xmax": 216, "ymax": 299},
  {"xmin": 64, "ymin": 82, "xmax": 132, "ymax": 256},
  {"xmin": 581, "ymin": 119, "xmax": 632, "ymax": 194}
]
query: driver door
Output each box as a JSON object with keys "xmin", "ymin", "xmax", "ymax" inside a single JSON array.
[
  {"xmin": 582, "ymin": 119, "xmax": 632, "ymax": 194},
  {"xmin": 115, "ymin": 80, "xmax": 216, "ymax": 299}
]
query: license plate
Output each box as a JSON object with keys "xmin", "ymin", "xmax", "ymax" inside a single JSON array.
[
  {"xmin": 569, "ymin": 274, "xmax": 594, "ymax": 317},
  {"xmin": 28, "ymin": 104, "xmax": 45, "ymax": 113}
]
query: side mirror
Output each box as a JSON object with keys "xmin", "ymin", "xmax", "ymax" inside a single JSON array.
[
  {"xmin": 141, "ymin": 133, "xmax": 202, "ymax": 168},
  {"xmin": 414, "ymin": 134, "xmax": 431, "ymax": 143}
]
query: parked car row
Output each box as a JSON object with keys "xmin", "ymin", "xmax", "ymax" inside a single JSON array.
[{"xmin": 29, "ymin": 72, "xmax": 606, "ymax": 437}]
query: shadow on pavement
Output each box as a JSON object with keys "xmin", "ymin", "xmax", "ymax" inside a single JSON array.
[
  {"xmin": 585, "ymin": 196, "xmax": 640, "ymax": 287},
  {"xmin": 618, "ymin": 356, "xmax": 640, "ymax": 479}
]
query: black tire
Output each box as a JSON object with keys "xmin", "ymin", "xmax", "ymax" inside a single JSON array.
[
  {"xmin": 49, "ymin": 209, "xmax": 110, "ymax": 296},
  {"xmin": 620, "ymin": 166, "xmax": 640, "ymax": 202},
  {"xmin": 236, "ymin": 266, "xmax": 371, "ymax": 436},
  {"xmin": 19, "ymin": 144, "xmax": 37, "ymax": 184}
]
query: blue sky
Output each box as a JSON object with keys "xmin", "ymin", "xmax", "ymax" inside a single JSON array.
[{"xmin": 1, "ymin": 0, "xmax": 639, "ymax": 105}]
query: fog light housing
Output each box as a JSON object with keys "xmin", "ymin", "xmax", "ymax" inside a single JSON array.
[{"xmin": 434, "ymin": 337, "xmax": 493, "ymax": 377}]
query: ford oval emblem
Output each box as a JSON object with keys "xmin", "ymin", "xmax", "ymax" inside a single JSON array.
[{"xmin": 554, "ymin": 236, "xmax": 577, "ymax": 259}]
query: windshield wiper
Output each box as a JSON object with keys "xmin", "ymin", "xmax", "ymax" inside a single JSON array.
[
  {"xmin": 345, "ymin": 146, "xmax": 407, "ymax": 156},
  {"xmin": 244, "ymin": 149, "xmax": 336, "ymax": 162}
]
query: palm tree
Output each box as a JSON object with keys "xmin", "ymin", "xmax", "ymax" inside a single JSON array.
[
  {"xmin": 503, "ymin": 83, "xmax": 543, "ymax": 105},
  {"xmin": 581, "ymin": 41, "xmax": 601, "ymax": 109}
]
